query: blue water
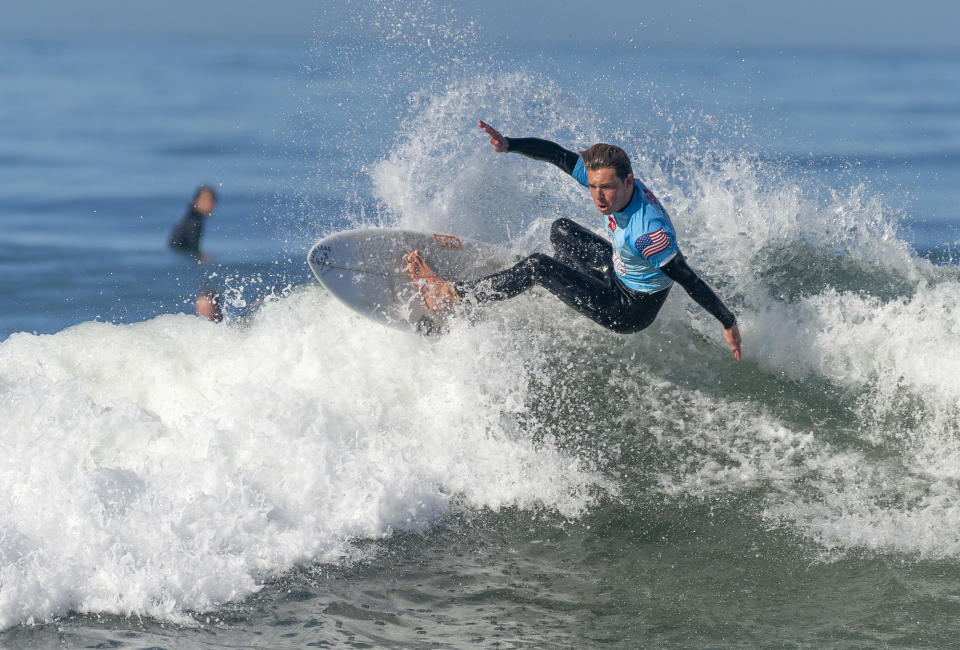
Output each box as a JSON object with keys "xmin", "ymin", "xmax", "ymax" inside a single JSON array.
[
  {"xmin": 0, "ymin": 36, "xmax": 315, "ymax": 337},
  {"xmin": 3, "ymin": 9, "xmax": 960, "ymax": 648},
  {"xmin": 3, "ymin": 38, "xmax": 958, "ymax": 339}
]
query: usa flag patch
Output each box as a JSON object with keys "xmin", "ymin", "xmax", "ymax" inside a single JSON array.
[{"xmin": 635, "ymin": 228, "xmax": 671, "ymax": 259}]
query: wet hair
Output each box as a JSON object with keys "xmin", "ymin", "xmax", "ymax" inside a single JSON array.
[
  {"xmin": 193, "ymin": 185, "xmax": 218, "ymax": 203},
  {"xmin": 578, "ymin": 143, "xmax": 633, "ymax": 180}
]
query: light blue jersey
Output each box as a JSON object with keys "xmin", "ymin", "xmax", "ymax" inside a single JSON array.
[{"xmin": 572, "ymin": 158, "xmax": 679, "ymax": 292}]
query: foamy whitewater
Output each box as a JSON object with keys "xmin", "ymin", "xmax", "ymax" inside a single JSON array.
[
  {"xmin": 3, "ymin": 8, "xmax": 960, "ymax": 646},
  {"xmin": 0, "ymin": 280, "xmax": 614, "ymax": 626}
]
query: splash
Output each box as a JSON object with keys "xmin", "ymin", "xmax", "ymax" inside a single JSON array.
[
  {"xmin": 0, "ymin": 289, "xmax": 606, "ymax": 628},
  {"xmin": 370, "ymin": 72, "xmax": 600, "ymax": 243},
  {"xmin": 356, "ymin": 32, "xmax": 960, "ymax": 560}
]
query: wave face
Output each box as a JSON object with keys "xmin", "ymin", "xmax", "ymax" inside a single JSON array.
[{"xmin": 370, "ymin": 69, "xmax": 960, "ymax": 558}]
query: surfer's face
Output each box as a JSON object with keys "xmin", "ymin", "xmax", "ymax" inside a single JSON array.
[{"xmin": 586, "ymin": 167, "xmax": 634, "ymax": 215}]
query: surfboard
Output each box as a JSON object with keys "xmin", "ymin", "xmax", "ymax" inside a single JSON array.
[{"xmin": 306, "ymin": 228, "xmax": 509, "ymax": 333}]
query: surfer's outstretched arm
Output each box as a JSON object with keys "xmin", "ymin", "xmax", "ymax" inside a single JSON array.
[
  {"xmin": 478, "ymin": 120, "xmax": 579, "ymax": 175},
  {"xmin": 661, "ymin": 252, "xmax": 742, "ymax": 361}
]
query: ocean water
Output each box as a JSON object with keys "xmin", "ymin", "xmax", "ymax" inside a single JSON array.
[{"xmin": 3, "ymin": 5, "xmax": 960, "ymax": 649}]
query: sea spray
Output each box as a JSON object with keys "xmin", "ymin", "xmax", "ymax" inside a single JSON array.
[
  {"xmin": 0, "ymin": 288, "xmax": 606, "ymax": 628},
  {"xmin": 351, "ymin": 50, "xmax": 960, "ymax": 563}
]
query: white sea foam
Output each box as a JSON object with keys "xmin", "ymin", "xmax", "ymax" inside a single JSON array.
[
  {"xmin": 0, "ymin": 289, "xmax": 605, "ymax": 628},
  {"xmin": 640, "ymin": 161, "xmax": 960, "ymax": 557}
]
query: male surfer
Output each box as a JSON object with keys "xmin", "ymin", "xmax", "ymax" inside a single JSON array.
[
  {"xmin": 407, "ymin": 120, "xmax": 742, "ymax": 360},
  {"xmin": 169, "ymin": 185, "xmax": 217, "ymax": 262}
]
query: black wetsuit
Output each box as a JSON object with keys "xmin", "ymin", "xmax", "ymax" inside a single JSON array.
[
  {"xmin": 168, "ymin": 207, "xmax": 206, "ymax": 257},
  {"xmin": 454, "ymin": 137, "xmax": 736, "ymax": 334}
]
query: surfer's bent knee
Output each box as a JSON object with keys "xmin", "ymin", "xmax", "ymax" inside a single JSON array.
[
  {"xmin": 524, "ymin": 252, "xmax": 552, "ymax": 279},
  {"xmin": 550, "ymin": 218, "xmax": 577, "ymax": 243}
]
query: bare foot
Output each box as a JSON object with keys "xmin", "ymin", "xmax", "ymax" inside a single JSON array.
[{"xmin": 406, "ymin": 250, "xmax": 461, "ymax": 312}]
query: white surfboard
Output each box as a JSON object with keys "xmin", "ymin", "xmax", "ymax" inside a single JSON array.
[{"xmin": 307, "ymin": 228, "xmax": 510, "ymax": 333}]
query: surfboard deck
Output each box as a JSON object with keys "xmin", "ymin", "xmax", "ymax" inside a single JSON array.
[{"xmin": 307, "ymin": 228, "xmax": 509, "ymax": 333}]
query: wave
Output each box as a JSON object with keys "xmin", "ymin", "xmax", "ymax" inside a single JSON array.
[
  {"xmin": 368, "ymin": 70, "xmax": 960, "ymax": 564},
  {"xmin": 5, "ymin": 26, "xmax": 960, "ymax": 632},
  {"xmin": 0, "ymin": 288, "xmax": 606, "ymax": 629}
]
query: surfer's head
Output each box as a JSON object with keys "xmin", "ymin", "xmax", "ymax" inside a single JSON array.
[
  {"xmin": 195, "ymin": 288, "xmax": 223, "ymax": 323},
  {"xmin": 579, "ymin": 143, "xmax": 634, "ymax": 215},
  {"xmin": 192, "ymin": 185, "xmax": 218, "ymax": 216}
]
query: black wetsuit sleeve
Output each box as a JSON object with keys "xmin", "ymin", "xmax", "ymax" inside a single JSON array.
[
  {"xmin": 660, "ymin": 252, "xmax": 737, "ymax": 329},
  {"xmin": 506, "ymin": 137, "xmax": 579, "ymax": 176}
]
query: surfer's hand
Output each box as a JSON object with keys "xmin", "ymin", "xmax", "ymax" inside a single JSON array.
[
  {"xmin": 724, "ymin": 324, "xmax": 742, "ymax": 361},
  {"xmin": 478, "ymin": 120, "xmax": 509, "ymax": 152}
]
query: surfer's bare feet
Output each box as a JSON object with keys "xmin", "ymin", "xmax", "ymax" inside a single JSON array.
[{"xmin": 406, "ymin": 250, "xmax": 461, "ymax": 312}]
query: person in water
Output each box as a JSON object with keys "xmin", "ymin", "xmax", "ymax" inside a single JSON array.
[
  {"xmin": 407, "ymin": 120, "xmax": 742, "ymax": 361},
  {"xmin": 194, "ymin": 288, "xmax": 224, "ymax": 323},
  {"xmin": 169, "ymin": 185, "xmax": 217, "ymax": 262}
]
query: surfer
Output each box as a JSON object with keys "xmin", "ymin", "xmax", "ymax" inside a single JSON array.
[
  {"xmin": 407, "ymin": 120, "xmax": 742, "ymax": 360},
  {"xmin": 169, "ymin": 185, "xmax": 217, "ymax": 262},
  {"xmin": 194, "ymin": 289, "xmax": 224, "ymax": 323}
]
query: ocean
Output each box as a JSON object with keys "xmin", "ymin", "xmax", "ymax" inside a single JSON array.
[{"xmin": 3, "ymin": 6, "xmax": 960, "ymax": 649}]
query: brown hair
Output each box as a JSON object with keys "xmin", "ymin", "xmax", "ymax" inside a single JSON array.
[{"xmin": 578, "ymin": 143, "xmax": 633, "ymax": 180}]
